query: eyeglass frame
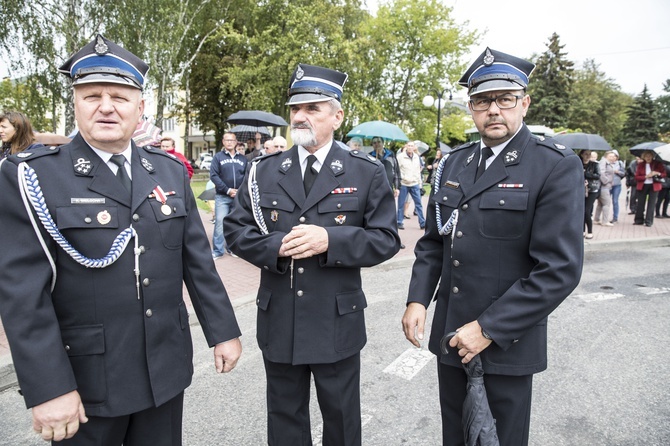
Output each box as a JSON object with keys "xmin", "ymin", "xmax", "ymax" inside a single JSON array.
[{"xmin": 469, "ymin": 93, "xmax": 525, "ymax": 112}]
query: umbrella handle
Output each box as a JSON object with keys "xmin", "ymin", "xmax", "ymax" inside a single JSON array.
[{"xmin": 440, "ymin": 331, "xmax": 458, "ymax": 355}]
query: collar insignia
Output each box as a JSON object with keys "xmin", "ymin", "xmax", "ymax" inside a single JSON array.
[
  {"xmin": 466, "ymin": 152, "xmax": 475, "ymax": 164},
  {"xmin": 280, "ymin": 157, "xmax": 292, "ymax": 172},
  {"xmin": 504, "ymin": 150, "xmax": 519, "ymax": 163},
  {"xmin": 74, "ymin": 157, "xmax": 92, "ymax": 174},
  {"xmin": 330, "ymin": 159, "xmax": 343, "ymax": 173},
  {"xmin": 141, "ymin": 157, "xmax": 154, "ymax": 172}
]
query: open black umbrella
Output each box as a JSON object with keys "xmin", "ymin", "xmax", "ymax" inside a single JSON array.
[
  {"xmin": 226, "ymin": 110, "xmax": 288, "ymax": 127},
  {"xmin": 441, "ymin": 332, "xmax": 500, "ymax": 446},
  {"xmin": 553, "ymin": 132, "xmax": 612, "ymax": 151},
  {"xmin": 229, "ymin": 125, "xmax": 272, "ymax": 144},
  {"xmin": 629, "ymin": 141, "xmax": 667, "ymax": 163}
]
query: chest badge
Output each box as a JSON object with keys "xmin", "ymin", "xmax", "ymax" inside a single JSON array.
[
  {"xmin": 97, "ymin": 210, "xmax": 112, "ymax": 225},
  {"xmin": 330, "ymin": 159, "xmax": 343, "ymax": 174},
  {"xmin": 74, "ymin": 157, "xmax": 92, "ymax": 174},
  {"xmin": 504, "ymin": 150, "xmax": 519, "ymax": 164},
  {"xmin": 280, "ymin": 157, "xmax": 292, "ymax": 172},
  {"xmin": 270, "ymin": 210, "xmax": 279, "ymax": 222},
  {"xmin": 335, "ymin": 214, "xmax": 346, "ymax": 225}
]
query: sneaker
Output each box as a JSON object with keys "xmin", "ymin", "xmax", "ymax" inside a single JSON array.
[
  {"xmin": 212, "ymin": 253, "xmax": 224, "ymax": 260},
  {"xmin": 397, "ymin": 223, "xmax": 405, "ymax": 230},
  {"xmin": 594, "ymin": 220, "xmax": 601, "ymax": 225},
  {"xmin": 400, "ymin": 244, "xmax": 406, "ymax": 249},
  {"xmin": 602, "ymin": 222, "xmax": 614, "ymax": 227},
  {"xmin": 227, "ymin": 251, "xmax": 239, "ymax": 258},
  {"xmin": 420, "ymin": 225, "xmax": 426, "ymax": 230}
]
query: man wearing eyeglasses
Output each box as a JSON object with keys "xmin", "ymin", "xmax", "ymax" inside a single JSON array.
[
  {"xmin": 402, "ymin": 48, "xmax": 584, "ymax": 446},
  {"xmin": 211, "ymin": 132, "xmax": 247, "ymax": 259}
]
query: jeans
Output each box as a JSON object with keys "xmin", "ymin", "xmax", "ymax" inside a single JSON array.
[
  {"xmin": 212, "ymin": 194, "xmax": 234, "ymax": 256},
  {"xmin": 397, "ymin": 185, "xmax": 425, "ymax": 227},
  {"xmin": 610, "ymin": 184, "xmax": 622, "ymax": 220}
]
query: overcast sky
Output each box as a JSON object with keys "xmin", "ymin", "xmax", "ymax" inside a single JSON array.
[{"xmin": 371, "ymin": 0, "xmax": 670, "ymax": 99}]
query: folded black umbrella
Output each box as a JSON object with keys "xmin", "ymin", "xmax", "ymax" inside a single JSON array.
[{"xmin": 442, "ymin": 332, "xmax": 500, "ymax": 446}]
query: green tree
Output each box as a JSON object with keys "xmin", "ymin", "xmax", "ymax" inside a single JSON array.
[
  {"xmin": 656, "ymin": 79, "xmax": 670, "ymax": 141},
  {"xmin": 526, "ymin": 33, "xmax": 574, "ymax": 128},
  {"xmin": 0, "ymin": 76, "xmax": 55, "ymax": 131},
  {"xmin": 619, "ymin": 85, "xmax": 659, "ymax": 148}
]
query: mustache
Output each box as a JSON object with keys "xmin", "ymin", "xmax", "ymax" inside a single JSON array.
[{"xmin": 291, "ymin": 122, "xmax": 313, "ymax": 130}]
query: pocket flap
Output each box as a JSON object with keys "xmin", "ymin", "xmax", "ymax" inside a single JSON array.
[
  {"xmin": 256, "ymin": 287, "xmax": 272, "ymax": 311},
  {"xmin": 336, "ymin": 290, "xmax": 367, "ymax": 315},
  {"xmin": 56, "ymin": 205, "xmax": 119, "ymax": 229},
  {"xmin": 260, "ymin": 193, "xmax": 295, "ymax": 212},
  {"xmin": 60, "ymin": 325, "xmax": 105, "ymax": 356},
  {"xmin": 318, "ymin": 196, "xmax": 359, "ymax": 213},
  {"xmin": 480, "ymin": 190, "xmax": 528, "ymax": 211},
  {"xmin": 148, "ymin": 197, "xmax": 187, "ymax": 222}
]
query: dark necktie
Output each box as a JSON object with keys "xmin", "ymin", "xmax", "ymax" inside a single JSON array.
[
  {"xmin": 303, "ymin": 155, "xmax": 318, "ymax": 195},
  {"xmin": 475, "ymin": 147, "xmax": 494, "ymax": 182},
  {"xmin": 110, "ymin": 154, "xmax": 132, "ymax": 192}
]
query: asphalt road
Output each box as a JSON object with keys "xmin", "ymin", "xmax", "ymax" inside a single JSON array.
[{"xmin": 1, "ymin": 245, "xmax": 669, "ymax": 445}]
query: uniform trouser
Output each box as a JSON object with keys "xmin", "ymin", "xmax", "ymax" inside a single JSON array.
[
  {"xmin": 56, "ymin": 392, "xmax": 184, "ymax": 446},
  {"xmin": 263, "ymin": 354, "xmax": 361, "ymax": 446},
  {"xmin": 437, "ymin": 362, "xmax": 532, "ymax": 446}
]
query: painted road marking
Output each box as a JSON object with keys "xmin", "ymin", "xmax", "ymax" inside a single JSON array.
[{"xmin": 383, "ymin": 348, "xmax": 434, "ymax": 381}]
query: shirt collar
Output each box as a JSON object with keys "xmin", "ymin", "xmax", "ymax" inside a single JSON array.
[{"xmin": 298, "ymin": 139, "xmax": 332, "ymax": 173}]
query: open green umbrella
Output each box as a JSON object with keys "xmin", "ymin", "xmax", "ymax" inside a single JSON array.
[{"xmin": 346, "ymin": 120, "xmax": 409, "ymax": 142}]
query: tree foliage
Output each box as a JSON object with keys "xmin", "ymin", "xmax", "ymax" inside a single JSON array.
[
  {"xmin": 656, "ymin": 79, "xmax": 670, "ymax": 140},
  {"xmin": 619, "ymin": 85, "xmax": 659, "ymax": 148}
]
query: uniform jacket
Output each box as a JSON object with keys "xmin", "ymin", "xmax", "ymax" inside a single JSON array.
[
  {"xmin": 210, "ymin": 150, "xmax": 247, "ymax": 195},
  {"xmin": 407, "ymin": 124, "xmax": 584, "ymax": 376},
  {"xmin": 224, "ymin": 143, "xmax": 400, "ymax": 365},
  {"xmin": 0, "ymin": 134, "xmax": 241, "ymax": 416}
]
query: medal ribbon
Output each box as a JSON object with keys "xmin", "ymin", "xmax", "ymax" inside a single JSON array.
[{"xmin": 153, "ymin": 185, "xmax": 168, "ymax": 205}]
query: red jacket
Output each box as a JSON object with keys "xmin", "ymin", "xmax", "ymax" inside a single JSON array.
[
  {"xmin": 166, "ymin": 148, "xmax": 194, "ymax": 178},
  {"xmin": 635, "ymin": 159, "xmax": 666, "ymax": 192}
]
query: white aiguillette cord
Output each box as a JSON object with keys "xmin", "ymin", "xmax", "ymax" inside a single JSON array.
[
  {"xmin": 249, "ymin": 160, "xmax": 294, "ymax": 288},
  {"xmin": 17, "ymin": 162, "xmax": 142, "ymax": 299}
]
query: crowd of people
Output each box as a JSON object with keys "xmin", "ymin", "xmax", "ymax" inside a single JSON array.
[{"xmin": 0, "ymin": 34, "xmax": 666, "ymax": 446}]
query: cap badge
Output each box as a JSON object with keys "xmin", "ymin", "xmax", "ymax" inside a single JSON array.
[
  {"xmin": 74, "ymin": 157, "xmax": 92, "ymax": 174},
  {"xmin": 280, "ymin": 157, "xmax": 292, "ymax": 172},
  {"xmin": 97, "ymin": 210, "xmax": 112, "ymax": 225},
  {"xmin": 141, "ymin": 157, "xmax": 154, "ymax": 172},
  {"xmin": 504, "ymin": 150, "xmax": 519, "ymax": 163},
  {"xmin": 330, "ymin": 159, "xmax": 343, "ymax": 173},
  {"xmin": 466, "ymin": 152, "xmax": 475, "ymax": 164},
  {"xmin": 295, "ymin": 66, "xmax": 305, "ymax": 80},
  {"xmin": 335, "ymin": 214, "xmax": 346, "ymax": 225},
  {"xmin": 270, "ymin": 210, "xmax": 279, "ymax": 222},
  {"xmin": 94, "ymin": 35, "xmax": 109, "ymax": 55},
  {"xmin": 483, "ymin": 48, "xmax": 495, "ymax": 66}
]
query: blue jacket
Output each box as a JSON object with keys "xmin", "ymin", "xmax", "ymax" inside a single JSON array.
[{"xmin": 210, "ymin": 150, "xmax": 247, "ymax": 195}]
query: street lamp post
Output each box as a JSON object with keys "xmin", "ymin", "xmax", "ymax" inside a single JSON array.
[{"xmin": 422, "ymin": 89, "xmax": 452, "ymax": 150}]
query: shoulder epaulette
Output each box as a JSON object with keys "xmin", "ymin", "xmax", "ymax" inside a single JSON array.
[
  {"xmin": 349, "ymin": 149, "xmax": 379, "ymax": 164},
  {"xmin": 450, "ymin": 141, "xmax": 477, "ymax": 153},
  {"xmin": 10, "ymin": 145, "xmax": 60, "ymax": 162},
  {"xmin": 140, "ymin": 145, "xmax": 185, "ymax": 165},
  {"xmin": 252, "ymin": 151, "xmax": 281, "ymax": 162},
  {"xmin": 542, "ymin": 136, "xmax": 577, "ymax": 157}
]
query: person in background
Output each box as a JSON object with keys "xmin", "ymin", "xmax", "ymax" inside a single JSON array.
[
  {"xmin": 270, "ymin": 135, "xmax": 286, "ymax": 152},
  {"xmin": 396, "ymin": 140, "xmax": 426, "ymax": 230},
  {"xmin": 402, "ymin": 47, "xmax": 584, "ymax": 446},
  {"xmin": 224, "ymin": 63, "xmax": 400, "ymax": 446},
  {"xmin": 607, "ymin": 150, "xmax": 626, "ymax": 222},
  {"xmin": 347, "ymin": 136, "xmax": 363, "ymax": 151},
  {"xmin": 246, "ymin": 132, "xmax": 263, "ymax": 161},
  {"xmin": 261, "ymin": 139, "xmax": 275, "ymax": 156},
  {"xmin": 369, "ymin": 136, "xmax": 400, "ymax": 197},
  {"xmin": 580, "ymin": 149, "xmax": 601, "ymax": 239},
  {"xmin": 0, "ymin": 111, "xmax": 44, "ymax": 160},
  {"xmin": 236, "ymin": 142, "xmax": 246, "ymax": 155},
  {"xmin": 593, "ymin": 150, "xmax": 615, "ymax": 227},
  {"xmin": 211, "ymin": 132, "xmax": 247, "ymax": 259},
  {"xmin": 590, "ymin": 151, "xmax": 599, "ymax": 162},
  {"xmin": 160, "ymin": 137, "xmax": 194, "ymax": 179},
  {"xmin": 655, "ymin": 164, "xmax": 670, "ymax": 218},
  {"xmin": 0, "ymin": 34, "xmax": 241, "ymax": 445},
  {"xmin": 634, "ymin": 150, "xmax": 667, "ymax": 227},
  {"xmin": 626, "ymin": 156, "xmax": 641, "ymax": 214},
  {"xmin": 425, "ymin": 148, "xmax": 444, "ymax": 187}
]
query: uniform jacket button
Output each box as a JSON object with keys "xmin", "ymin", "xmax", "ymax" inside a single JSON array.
[
  {"xmin": 335, "ymin": 260, "xmax": 343, "ymax": 266},
  {"xmin": 64, "ymin": 345, "xmax": 70, "ymax": 351},
  {"xmin": 299, "ymin": 216, "xmax": 306, "ymax": 223},
  {"xmin": 456, "ymin": 231, "xmax": 463, "ymax": 238},
  {"xmin": 132, "ymin": 214, "xmax": 140, "ymax": 222},
  {"xmin": 139, "ymin": 246, "xmax": 146, "ymax": 254},
  {"xmin": 297, "ymin": 267, "xmax": 304, "ymax": 274},
  {"xmin": 272, "ymin": 200, "xmax": 278, "ymax": 206},
  {"xmin": 296, "ymin": 290, "xmax": 304, "ymax": 297},
  {"xmin": 442, "ymin": 196, "xmax": 448, "ymax": 201},
  {"xmin": 452, "ymin": 286, "xmax": 459, "ymax": 294},
  {"xmin": 145, "ymin": 309, "xmax": 153, "ymax": 317},
  {"xmin": 453, "ymin": 260, "xmax": 460, "ymax": 267},
  {"xmin": 499, "ymin": 200, "xmax": 505, "ymax": 206},
  {"xmin": 352, "ymin": 305, "xmax": 357, "ymax": 310},
  {"xmin": 84, "ymin": 217, "xmax": 92, "ymax": 224},
  {"xmin": 337, "ymin": 203, "xmax": 342, "ymax": 209},
  {"xmin": 461, "ymin": 204, "xmax": 469, "ymax": 210},
  {"xmin": 142, "ymin": 278, "xmax": 150, "ymax": 286},
  {"xmin": 263, "ymin": 265, "xmax": 270, "ymax": 270}
]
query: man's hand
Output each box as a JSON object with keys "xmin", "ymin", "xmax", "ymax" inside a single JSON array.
[
  {"xmin": 214, "ymin": 338, "xmax": 242, "ymax": 373},
  {"xmin": 279, "ymin": 225, "xmax": 328, "ymax": 259},
  {"xmin": 32, "ymin": 391, "xmax": 87, "ymax": 442},
  {"xmin": 227, "ymin": 188, "xmax": 237, "ymax": 198},
  {"xmin": 402, "ymin": 302, "xmax": 427, "ymax": 348},
  {"xmin": 448, "ymin": 320, "xmax": 493, "ymax": 364}
]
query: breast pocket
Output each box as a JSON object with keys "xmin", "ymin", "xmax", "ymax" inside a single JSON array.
[
  {"xmin": 479, "ymin": 190, "xmax": 529, "ymax": 239},
  {"xmin": 317, "ymin": 196, "xmax": 359, "ymax": 226},
  {"xmin": 148, "ymin": 197, "xmax": 187, "ymax": 249},
  {"xmin": 260, "ymin": 193, "xmax": 296, "ymax": 232},
  {"xmin": 56, "ymin": 205, "xmax": 120, "ymax": 229}
]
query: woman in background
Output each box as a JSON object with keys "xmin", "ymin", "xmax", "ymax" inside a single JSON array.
[
  {"xmin": 634, "ymin": 150, "xmax": 667, "ymax": 227},
  {"xmin": 0, "ymin": 111, "xmax": 43, "ymax": 160},
  {"xmin": 580, "ymin": 150, "xmax": 601, "ymax": 239}
]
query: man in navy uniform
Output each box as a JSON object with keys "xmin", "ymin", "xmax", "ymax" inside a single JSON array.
[
  {"xmin": 0, "ymin": 35, "xmax": 242, "ymax": 444},
  {"xmin": 225, "ymin": 64, "xmax": 400, "ymax": 445},
  {"xmin": 401, "ymin": 48, "xmax": 584, "ymax": 445}
]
